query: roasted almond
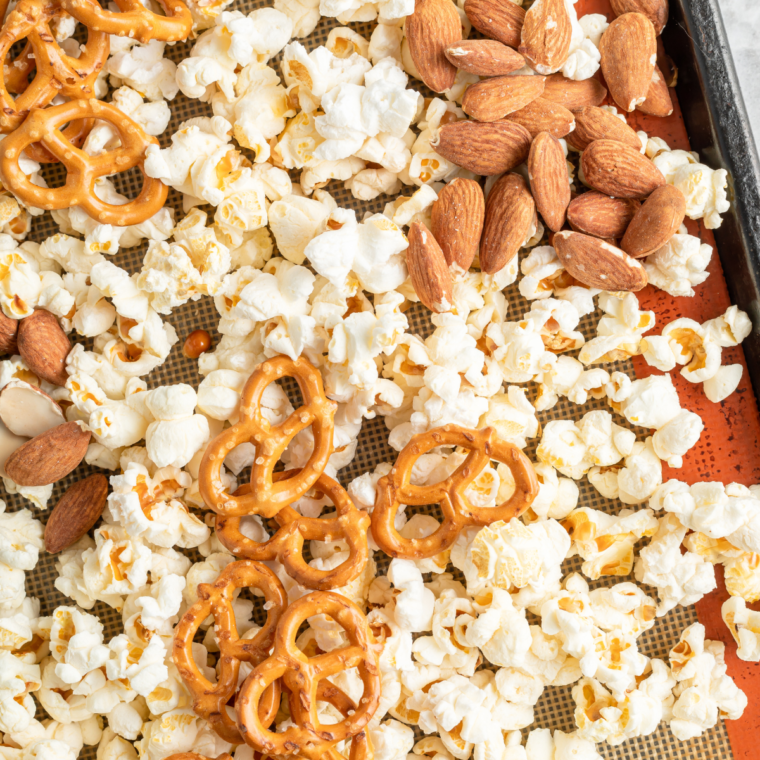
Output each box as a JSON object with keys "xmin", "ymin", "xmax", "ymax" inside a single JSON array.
[
  {"xmin": 406, "ymin": 0, "xmax": 461, "ymax": 93},
  {"xmin": 464, "ymin": 0, "xmax": 525, "ymax": 48},
  {"xmin": 407, "ymin": 222, "xmax": 454, "ymax": 312},
  {"xmin": 610, "ymin": 0, "xmax": 668, "ymax": 35},
  {"xmin": 519, "ymin": 0, "xmax": 573, "ymax": 74},
  {"xmin": 0, "ymin": 311, "xmax": 17, "ymax": 356},
  {"xmin": 433, "ymin": 120, "xmax": 532, "ymax": 176},
  {"xmin": 45, "ymin": 474, "xmax": 109, "ymax": 554},
  {"xmin": 638, "ymin": 65, "xmax": 674, "ymax": 117},
  {"xmin": 566, "ymin": 106, "xmax": 643, "ymax": 152},
  {"xmin": 553, "ymin": 230, "xmax": 648, "ymax": 291},
  {"xmin": 462, "ymin": 75, "xmax": 545, "ymax": 122},
  {"xmin": 503, "ymin": 97, "xmax": 576, "ymax": 139},
  {"xmin": 621, "ymin": 184, "xmax": 686, "ymax": 258},
  {"xmin": 528, "ymin": 132, "xmax": 570, "ymax": 232},
  {"xmin": 480, "ymin": 173, "xmax": 535, "ymax": 274},
  {"xmin": 17, "ymin": 309, "xmax": 71, "ymax": 386},
  {"xmin": 581, "ymin": 139, "xmax": 666, "ymax": 198},
  {"xmin": 431, "ymin": 178, "xmax": 485, "ymax": 273},
  {"xmin": 567, "ymin": 192, "xmax": 640, "ymax": 239},
  {"xmin": 599, "ymin": 12, "xmax": 657, "ymax": 112},
  {"xmin": 542, "ymin": 73, "xmax": 608, "ymax": 111},
  {"xmin": 444, "ymin": 39, "xmax": 525, "ymax": 77}
]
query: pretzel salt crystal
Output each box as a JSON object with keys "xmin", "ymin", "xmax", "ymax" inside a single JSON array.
[
  {"xmin": 216, "ymin": 470, "xmax": 370, "ymax": 590},
  {"xmin": 199, "ymin": 355, "xmax": 337, "ymax": 519},
  {"xmin": 371, "ymin": 424, "xmax": 539, "ymax": 559},
  {"xmin": 173, "ymin": 561, "xmax": 288, "ymax": 744}
]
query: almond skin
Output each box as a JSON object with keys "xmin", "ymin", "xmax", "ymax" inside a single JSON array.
[
  {"xmin": 17, "ymin": 309, "xmax": 71, "ymax": 386},
  {"xmin": 4, "ymin": 421, "xmax": 91, "ymax": 486},
  {"xmin": 45, "ymin": 474, "xmax": 109, "ymax": 554},
  {"xmin": 600, "ymin": 12, "xmax": 657, "ymax": 112},
  {"xmin": 462, "ymin": 75, "xmax": 545, "ymax": 122},
  {"xmin": 638, "ymin": 65, "xmax": 674, "ymax": 116},
  {"xmin": 610, "ymin": 0, "xmax": 668, "ymax": 35},
  {"xmin": 543, "ymin": 73, "xmax": 608, "ymax": 111},
  {"xmin": 566, "ymin": 106, "xmax": 642, "ymax": 152},
  {"xmin": 528, "ymin": 132, "xmax": 570, "ymax": 232},
  {"xmin": 431, "ymin": 178, "xmax": 485, "ymax": 273},
  {"xmin": 0, "ymin": 312, "xmax": 18, "ymax": 356},
  {"xmin": 621, "ymin": 184, "xmax": 686, "ymax": 258},
  {"xmin": 553, "ymin": 230, "xmax": 648, "ymax": 291},
  {"xmin": 464, "ymin": 0, "xmax": 525, "ymax": 48},
  {"xmin": 519, "ymin": 0, "xmax": 573, "ymax": 74},
  {"xmin": 503, "ymin": 98, "xmax": 576, "ymax": 139},
  {"xmin": 567, "ymin": 193, "xmax": 640, "ymax": 239},
  {"xmin": 444, "ymin": 39, "xmax": 525, "ymax": 76},
  {"xmin": 407, "ymin": 222, "xmax": 454, "ymax": 313},
  {"xmin": 581, "ymin": 139, "xmax": 666, "ymax": 199},
  {"xmin": 433, "ymin": 120, "xmax": 532, "ymax": 176},
  {"xmin": 480, "ymin": 173, "xmax": 535, "ymax": 274},
  {"xmin": 406, "ymin": 0, "xmax": 461, "ymax": 93}
]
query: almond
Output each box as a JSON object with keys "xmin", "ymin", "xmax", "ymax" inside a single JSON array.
[
  {"xmin": 599, "ymin": 12, "xmax": 657, "ymax": 112},
  {"xmin": 528, "ymin": 132, "xmax": 570, "ymax": 232},
  {"xmin": 444, "ymin": 39, "xmax": 525, "ymax": 77},
  {"xmin": 431, "ymin": 178, "xmax": 485, "ymax": 273},
  {"xmin": 621, "ymin": 184, "xmax": 685, "ymax": 258},
  {"xmin": 519, "ymin": 0, "xmax": 573, "ymax": 74},
  {"xmin": 543, "ymin": 73, "xmax": 608, "ymax": 111},
  {"xmin": 610, "ymin": 0, "xmax": 668, "ymax": 35},
  {"xmin": 637, "ymin": 65, "xmax": 674, "ymax": 117},
  {"xmin": 480, "ymin": 173, "xmax": 535, "ymax": 274},
  {"xmin": 0, "ymin": 311, "xmax": 17, "ymax": 356},
  {"xmin": 503, "ymin": 97, "xmax": 576, "ymax": 139},
  {"xmin": 566, "ymin": 106, "xmax": 643, "ymax": 152},
  {"xmin": 0, "ymin": 381, "xmax": 64, "ymax": 438},
  {"xmin": 581, "ymin": 139, "xmax": 666, "ymax": 199},
  {"xmin": 406, "ymin": 0, "xmax": 461, "ymax": 93},
  {"xmin": 17, "ymin": 309, "xmax": 71, "ymax": 386},
  {"xmin": 45, "ymin": 474, "xmax": 109, "ymax": 554},
  {"xmin": 462, "ymin": 75, "xmax": 545, "ymax": 122},
  {"xmin": 433, "ymin": 120, "xmax": 532, "ymax": 176},
  {"xmin": 4, "ymin": 421, "xmax": 91, "ymax": 486},
  {"xmin": 567, "ymin": 192, "xmax": 640, "ymax": 239},
  {"xmin": 553, "ymin": 230, "xmax": 648, "ymax": 291},
  {"xmin": 464, "ymin": 0, "xmax": 525, "ymax": 48},
  {"xmin": 407, "ymin": 222, "xmax": 454, "ymax": 312}
]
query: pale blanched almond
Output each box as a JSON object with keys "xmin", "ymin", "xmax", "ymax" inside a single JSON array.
[
  {"xmin": 503, "ymin": 98, "xmax": 576, "ymax": 139},
  {"xmin": 621, "ymin": 184, "xmax": 686, "ymax": 257},
  {"xmin": 462, "ymin": 75, "xmax": 545, "ymax": 122},
  {"xmin": 0, "ymin": 381, "xmax": 64, "ymax": 438},
  {"xmin": 610, "ymin": 0, "xmax": 669, "ymax": 35},
  {"xmin": 567, "ymin": 193, "xmax": 640, "ymax": 239},
  {"xmin": 406, "ymin": 0, "xmax": 461, "ymax": 93},
  {"xmin": 407, "ymin": 222, "xmax": 454, "ymax": 313},
  {"xmin": 465, "ymin": 0, "xmax": 525, "ymax": 48},
  {"xmin": 543, "ymin": 73, "xmax": 608, "ymax": 111},
  {"xmin": 519, "ymin": 0, "xmax": 573, "ymax": 74},
  {"xmin": 431, "ymin": 179, "xmax": 485, "ymax": 273},
  {"xmin": 566, "ymin": 106, "xmax": 643, "ymax": 152},
  {"xmin": 528, "ymin": 132, "xmax": 570, "ymax": 232},
  {"xmin": 444, "ymin": 39, "xmax": 525, "ymax": 77},
  {"xmin": 581, "ymin": 139, "xmax": 666, "ymax": 199}
]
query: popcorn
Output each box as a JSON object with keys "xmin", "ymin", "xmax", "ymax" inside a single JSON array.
[
  {"xmin": 615, "ymin": 374, "xmax": 682, "ymax": 430},
  {"xmin": 106, "ymin": 40, "xmax": 178, "ymax": 102},
  {"xmin": 0, "ymin": 501, "xmax": 43, "ymax": 572},
  {"xmin": 268, "ymin": 194, "xmax": 332, "ymax": 265},
  {"xmin": 644, "ymin": 228, "xmax": 712, "ymax": 297},
  {"xmin": 651, "ymin": 411, "xmax": 704, "ymax": 467},
  {"xmin": 480, "ymin": 387, "xmax": 539, "ymax": 450},
  {"xmin": 106, "ymin": 634, "xmax": 168, "ymax": 698},
  {"xmin": 704, "ymin": 364, "xmax": 744, "ymax": 403},
  {"xmin": 722, "ymin": 596, "xmax": 760, "ymax": 661},
  {"xmin": 0, "ymin": 649, "xmax": 40, "ymax": 733},
  {"xmin": 528, "ymin": 463, "xmax": 579, "ymax": 521},
  {"xmin": 274, "ymin": 0, "xmax": 321, "ymax": 38},
  {"xmin": 561, "ymin": 13, "xmax": 606, "ymax": 80},
  {"xmin": 588, "ymin": 583, "xmax": 656, "ymax": 637},
  {"xmin": 369, "ymin": 719, "xmax": 415, "ymax": 760},
  {"xmin": 46, "ymin": 606, "xmax": 110, "ymax": 688},
  {"xmin": 387, "ymin": 559, "xmax": 434, "ymax": 633}
]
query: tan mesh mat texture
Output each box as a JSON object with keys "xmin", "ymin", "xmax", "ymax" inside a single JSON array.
[{"xmin": 2, "ymin": 4, "xmax": 735, "ymax": 758}]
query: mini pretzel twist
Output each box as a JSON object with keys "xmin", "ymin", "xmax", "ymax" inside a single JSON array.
[
  {"xmin": 371, "ymin": 424, "xmax": 540, "ymax": 559},
  {"xmin": 0, "ymin": 99, "xmax": 167, "ymax": 225},
  {"xmin": 236, "ymin": 591, "xmax": 381, "ymax": 760},
  {"xmin": 216, "ymin": 470, "xmax": 370, "ymax": 591},
  {"xmin": 173, "ymin": 561, "xmax": 288, "ymax": 745},
  {"xmin": 199, "ymin": 356, "xmax": 337, "ymax": 519}
]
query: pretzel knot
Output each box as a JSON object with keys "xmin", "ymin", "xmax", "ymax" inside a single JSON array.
[
  {"xmin": 216, "ymin": 470, "xmax": 370, "ymax": 591},
  {"xmin": 173, "ymin": 560, "xmax": 288, "ymax": 745},
  {"xmin": 236, "ymin": 591, "xmax": 381, "ymax": 760},
  {"xmin": 199, "ymin": 355, "xmax": 337, "ymax": 519},
  {"xmin": 371, "ymin": 424, "xmax": 539, "ymax": 559},
  {"xmin": 0, "ymin": 99, "xmax": 167, "ymax": 226}
]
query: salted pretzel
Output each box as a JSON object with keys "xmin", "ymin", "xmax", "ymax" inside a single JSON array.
[
  {"xmin": 371, "ymin": 424, "xmax": 539, "ymax": 559},
  {"xmin": 173, "ymin": 561, "xmax": 288, "ymax": 745},
  {"xmin": 199, "ymin": 355, "xmax": 337, "ymax": 519},
  {"xmin": 216, "ymin": 469, "xmax": 370, "ymax": 591},
  {"xmin": 236, "ymin": 591, "xmax": 381, "ymax": 760},
  {"xmin": 0, "ymin": 99, "xmax": 167, "ymax": 225},
  {"xmin": 164, "ymin": 756, "xmax": 232, "ymax": 760}
]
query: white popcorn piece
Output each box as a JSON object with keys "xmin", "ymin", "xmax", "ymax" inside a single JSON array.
[
  {"xmin": 106, "ymin": 40, "xmax": 178, "ymax": 102},
  {"xmin": 561, "ymin": 10, "xmax": 605, "ymax": 81},
  {"xmin": 0, "ymin": 648, "xmax": 40, "ymax": 734},
  {"xmin": 616, "ymin": 373, "xmax": 682, "ymax": 430},
  {"xmin": 134, "ymin": 708, "xmax": 202, "ymax": 758},
  {"xmin": 368, "ymin": 719, "xmax": 414, "ymax": 760},
  {"xmin": 644, "ymin": 228, "xmax": 712, "ymax": 297},
  {"xmin": 722, "ymin": 596, "xmax": 760, "ymax": 661},
  {"xmin": 0, "ymin": 501, "xmax": 43, "ymax": 572},
  {"xmin": 388, "ymin": 559, "xmax": 434, "ymax": 633},
  {"xmin": 589, "ymin": 582, "xmax": 657, "ymax": 637},
  {"xmin": 651, "ymin": 411, "xmax": 704, "ymax": 468},
  {"xmin": 481, "ymin": 387, "xmax": 539, "ymax": 450}
]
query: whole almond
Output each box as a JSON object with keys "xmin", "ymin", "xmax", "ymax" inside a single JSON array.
[
  {"xmin": 4, "ymin": 421, "xmax": 91, "ymax": 486},
  {"xmin": 504, "ymin": 97, "xmax": 576, "ymax": 139},
  {"xmin": 406, "ymin": 0, "xmax": 461, "ymax": 93},
  {"xmin": 462, "ymin": 75, "xmax": 545, "ymax": 122},
  {"xmin": 581, "ymin": 139, "xmax": 666, "ymax": 198},
  {"xmin": 610, "ymin": 0, "xmax": 668, "ymax": 35},
  {"xmin": 465, "ymin": 0, "xmax": 525, "ymax": 48},
  {"xmin": 407, "ymin": 222, "xmax": 454, "ymax": 312},
  {"xmin": 0, "ymin": 311, "xmax": 18, "ymax": 356},
  {"xmin": 45, "ymin": 474, "xmax": 109, "ymax": 553},
  {"xmin": 566, "ymin": 106, "xmax": 643, "ymax": 152},
  {"xmin": 638, "ymin": 65, "xmax": 674, "ymax": 117},
  {"xmin": 528, "ymin": 132, "xmax": 570, "ymax": 232},
  {"xmin": 433, "ymin": 120, "xmax": 532, "ymax": 175},
  {"xmin": 445, "ymin": 39, "xmax": 525, "ymax": 77},
  {"xmin": 480, "ymin": 173, "xmax": 535, "ymax": 274},
  {"xmin": 554, "ymin": 230, "xmax": 648, "ymax": 291},
  {"xmin": 567, "ymin": 193, "xmax": 640, "ymax": 239},
  {"xmin": 431, "ymin": 178, "xmax": 485, "ymax": 273},
  {"xmin": 18, "ymin": 310, "xmax": 71, "ymax": 386},
  {"xmin": 519, "ymin": 0, "xmax": 573, "ymax": 74},
  {"xmin": 621, "ymin": 184, "xmax": 686, "ymax": 258},
  {"xmin": 543, "ymin": 73, "xmax": 608, "ymax": 111},
  {"xmin": 600, "ymin": 13, "xmax": 657, "ymax": 112}
]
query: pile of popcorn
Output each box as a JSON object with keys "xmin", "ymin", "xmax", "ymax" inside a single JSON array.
[{"xmin": 0, "ymin": 0, "xmax": 756, "ymax": 757}]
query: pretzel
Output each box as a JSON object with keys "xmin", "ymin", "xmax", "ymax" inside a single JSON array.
[
  {"xmin": 0, "ymin": 99, "xmax": 167, "ymax": 225},
  {"xmin": 164, "ymin": 755, "xmax": 232, "ymax": 760},
  {"xmin": 371, "ymin": 424, "xmax": 540, "ymax": 559},
  {"xmin": 199, "ymin": 355, "xmax": 337, "ymax": 519},
  {"xmin": 216, "ymin": 470, "xmax": 370, "ymax": 591},
  {"xmin": 236, "ymin": 591, "xmax": 381, "ymax": 760},
  {"xmin": 173, "ymin": 560, "xmax": 288, "ymax": 745}
]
